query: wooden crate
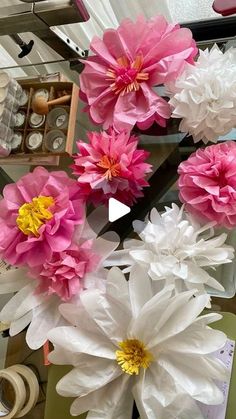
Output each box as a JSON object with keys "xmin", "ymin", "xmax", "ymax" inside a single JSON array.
[{"xmin": 0, "ymin": 80, "xmax": 79, "ymax": 166}]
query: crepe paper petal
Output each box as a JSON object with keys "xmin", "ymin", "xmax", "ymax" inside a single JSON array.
[
  {"xmin": 178, "ymin": 141, "xmax": 236, "ymax": 228},
  {"xmin": 109, "ymin": 203, "xmax": 234, "ymax": 296},
  {"xmin": 72, "ymin": 129, "xmax": 152, "ymax": 207},
  {"xmin": 168, "ymin": 45, "xmax": 236, "ymax": 143},
  {"xmin": 49, "ymin": 270, "xmax": 227, "ymax": 418},
  {"xmin": 80, "ymin": 15, "xmax": 197, "ymax": 132}
]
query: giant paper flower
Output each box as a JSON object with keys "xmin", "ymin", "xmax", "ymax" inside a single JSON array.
[
  {"xmin": 105, "ymin": 204, "xmax": 234, "ymax": 295},
  {"xmin": 178, "ymin": 141, "xmax": 236, "ymax": 228},
  {"xmin": 168, "ymin": 45, "xmax": 236, "ymax": 143},
  {"xmin": 0, "ymin": 167, "xmax": 85, "ymax": 268},
  {"xmin": 72, "ymin": 129, "xmax": 152, "ymax": 206},
  {"xmin": 80, "ymin": 15, "xmax": 197, "ymax": 132},
  {"xmin": 0, "ymin": 216, "xmax": 119, "ymax": 349},
  {"xmin": 48, "ymin": 267, "xmax": 228, "ymax": 418}
]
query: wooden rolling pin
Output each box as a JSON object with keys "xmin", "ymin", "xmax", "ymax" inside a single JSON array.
[{"xmin": 32, "ymin": 94, "xmax": 71, "ymax": 115}]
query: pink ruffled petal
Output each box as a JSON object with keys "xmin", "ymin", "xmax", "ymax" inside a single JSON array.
[{"xmin": 178, "ymin": 141, "xmax": 236, "ymax": 228}]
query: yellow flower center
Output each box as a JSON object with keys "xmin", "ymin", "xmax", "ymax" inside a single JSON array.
[
  {"xmin": 116, "ymin": 339, "xmax": 153, "ymax": 375},
  {"xmin": 97, "ymin": 155, "xmax": 121, "ymax": 181},
  {"xmin": 107, "ymin": 55, "xmax": 149, "ymax": 96},
  {"xmin": 16, "ymin": 196, "xmax": 55, "ymax": 237}
]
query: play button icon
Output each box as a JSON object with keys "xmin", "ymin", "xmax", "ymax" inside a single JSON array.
[{"xmin": 108, "ymin": 198, "xmax": 131, "ymax": 222}]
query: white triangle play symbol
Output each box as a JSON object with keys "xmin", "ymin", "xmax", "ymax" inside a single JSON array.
[{"xmin": 108, "ymin": 198, "xmax": 131, "ymax": 222}]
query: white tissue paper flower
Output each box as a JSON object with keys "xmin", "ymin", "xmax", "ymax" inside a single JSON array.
[
  {"xmin": 48, "ymin": 267, "xmax": 228, "ymax": 419},
  {"xmin": 0, "ymin": 209, "xmax": 119, "ymax": 349},
  {"xmin": 105, "ymin": 204, "xmax": 234, "ymax": 297},
  {"xmin": 168, "ymin": 45, "xmax": 236, "ymax": 143}
]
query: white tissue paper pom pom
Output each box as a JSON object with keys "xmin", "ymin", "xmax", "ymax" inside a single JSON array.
[{"xmin": 168, "ymin": 45, "xmax": 236, "ymax": 143}]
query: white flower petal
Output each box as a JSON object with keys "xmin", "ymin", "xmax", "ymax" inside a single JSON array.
[
  {"xmin": 148, "ymin": 294, "xmax": 210, "ymax": 348},
  {"xmin": 86, "ymin": 206, "xmax": 108, "ymax": 236},
  {"xmin": 194, "ymin": 312, "xmax": 222, "ymax": 326},
  {"xmin": 56, "ymin": 358, "xmax": 121, "ymax": 398},
  {"xmin": 48, "ymin": 325, "xmax": 116, "ymax": 359},
  {"xmin": 0, "ymin": 268, "xmax": 30, "ymax": 293},
  {"xmin": 26, "ymin": 297, "xmax": 62, "ymax": 349},
  {"xmin": 169, "ymin": 45, "xmax": 236, "ymax": 143},
  {"xmin": 15, "ymin": 286, "xmax": 46, "ymax": 319},
  {"xmin": 71, "ymin": 375, "xmax": 132, "ymax": 418},
  {"xmin": 136, "ymin": 390, "xmax": 204, "ymax": 419},
  {"xmin": 161, "ymin": 326, "xmax": 226, "ymax": 355},
  {"xmin": 80, "ymin": 289, "xmax": 131, "ymax": 344},
  {"xmin": 48, "ymin": 347, "xmax": 83, "ymax": 366},
  {"xmin": 133, "ymin": 368, "xmax": 204, "ymax": 419},
  {"xmin": 110, "ymin": 204, "xmax": 233, "ymax": 294},
  {"xmin": 129, "ymin": 265, "xmax": 153, "ymax": 318},
  {"xmin": 106, "ymin": 267, "xmax": 130, "ymax": 307},
  {"xmin": 133, "ymin": 289, "xmax": 194, "ymax": 347},
  {"xmin": 103, "ymin": 249, "xmax": 134, "ymax": 267},
  {"xmin": 141, "ymin": 363, "xmax": 180, "ymax": 407},
  {"xmin": 159, "ymin": 352, "xmax": 225, "ymax": 404},
  {"xmin": 9, "ymin": 311, "xmax": 33, "ymax": 336},
  {"xmin": 92, "ymin": 232, "xmax": 120, "ymax": 264},
  {"xmin": 0, "ymin": 283, "xmax": 36, "ymax": 322},
  {"xmin": 59, "ymin": 303, "xmax": 103, "ymax": 336},
  {"xmin": 123, "ymin": 239, "xmax": 143, "ymax": 249},
  {"xmin": 129, "ymin": 286, "xmax": 174, "ymax": 344},
  {"xmin": 130, "ymin": 250, "xmax": 153, "ymax": 264},
  {"xmin": 83, "ymin": 269, "xmax": 106, "ymax": 292}
]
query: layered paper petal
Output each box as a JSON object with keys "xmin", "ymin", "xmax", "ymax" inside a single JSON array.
[
  {"xmin": 178, "ymin": 141, "xmax": 236, "ymax": 228},
  {"xmin": 0, "ymin": 166, "xmax": 85, "ymax": 268},
  {"xmin": 72, "ymin": 129, "xmax": 152, "ymax": 206},
  {"xmin": 48, "ymin": 268, "xmax": 228, "ymax": 418},
  {"xmin": 80, "ymin": 15, "xmax": 197, "ymax": 132},
  {"xmin": 106, "ymin": 204, "xmax": 234, "ymax": 295}
]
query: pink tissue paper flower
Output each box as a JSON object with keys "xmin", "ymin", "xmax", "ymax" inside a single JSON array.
[
  {"xmin": 30, "ymin": 241, "xmax": 101, "ymax": 301},
  {"xmin": 178, "ymin": 141, "xmax": 236, "ymax": 228},
  {"xmin": 72, "ymin": 129, "xmax": 152, "ymax": 206},
  {"xmin": 0, "ymin": 166, "xmax": 85, "ymax": 267},
  {"xmin": 79, "ymin": 15, "xmax": 198, "ymax": 132}
]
